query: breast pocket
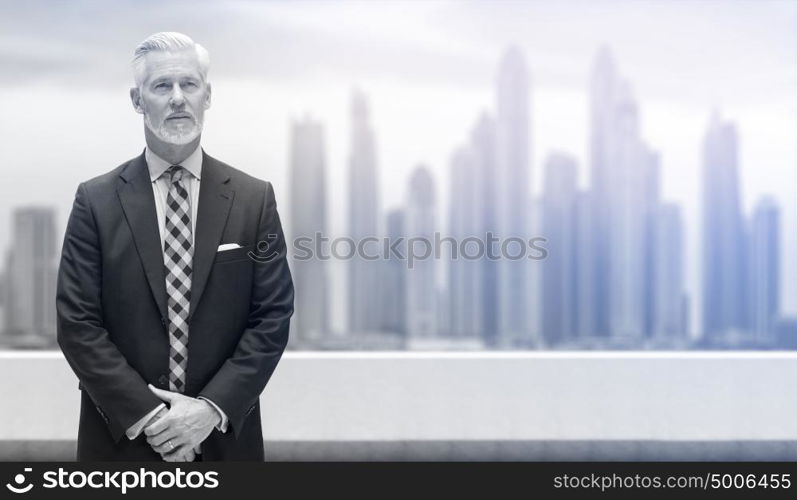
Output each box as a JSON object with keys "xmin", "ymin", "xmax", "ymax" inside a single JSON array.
[{"xmin": 213, "ymin": 244, "xmax": 256, "ymax": 264}]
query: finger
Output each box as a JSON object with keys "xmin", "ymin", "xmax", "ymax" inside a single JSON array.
[
  {"xmin": 170, "ymin": 452, "xmax": 195, "ymax": 463},
  {"xmin": 163, "ymin": 451, "xmax": 188, "ymax": 463},
  {"xmin": 144, "ymin": 409, "xmax": 178, "ymax": 437},
  {"xmin": 146, "ymin": 427, "xmax": 180, "ymax": 447},
  {"xmin": 152, "ymin": 435, "xmax": 187, "ymax": 455},
  {"xmin": 148, "ymin": 384, "xmax": 178, "ymax": 404},
  {"xmin": 144, "ymin": 408, "xmax": 168, "ymax": 429},
  {"xmin": 162, "ymin": 443, "xmax": 194, "ymax": 462},
  {"xmin": 164, "ymin": 452, "xmax": 193, "ymax": 463}
]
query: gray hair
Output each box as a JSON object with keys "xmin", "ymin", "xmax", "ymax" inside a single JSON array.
[{"xmin": 131, "ymin": 32, "xmax": 210, "ymax": 87}]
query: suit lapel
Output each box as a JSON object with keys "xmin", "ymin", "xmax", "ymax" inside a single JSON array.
[
  {"xmin": 116, "ymin": 150, "xmax": 234, "ymax": 323},
  {"xmin": 190, "ymin": 152, "xmax": 234, "ymax": 318},
  {"xmin": 117, "ymin": 152, "xmax": 169, "ymax": 320}
]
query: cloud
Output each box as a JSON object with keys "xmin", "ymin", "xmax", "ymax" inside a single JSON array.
[{"xmin": 0, "ymin": 0, "xmax": 496, "ymax": 89}]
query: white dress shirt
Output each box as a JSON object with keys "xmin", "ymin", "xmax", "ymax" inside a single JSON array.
[{"xmin": 125, "ymin": 145, "xmax": 229, "ymax": 451}]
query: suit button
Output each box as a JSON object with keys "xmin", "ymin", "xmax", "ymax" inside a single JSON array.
[
  {"xmin": 160, "ymin": 317, "xmax": 167, "ymax": 327},
  {"xmin": 158, "ymin": 375, "xmax": 168, "ymax": 386}
]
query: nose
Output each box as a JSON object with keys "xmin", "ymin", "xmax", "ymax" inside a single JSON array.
[{"xmin": 168, "ymin": 83, "xmax": 185, "ymax": 108}]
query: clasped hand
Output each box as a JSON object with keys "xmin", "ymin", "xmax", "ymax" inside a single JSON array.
[{"xmin": 143, "ymin": 384, "xmax": 220, "ymax": 462}]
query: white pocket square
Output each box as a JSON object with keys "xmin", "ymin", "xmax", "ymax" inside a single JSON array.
[{"xmin": 217, "ymin": 243, "xmax": 242, "ymax": 252}]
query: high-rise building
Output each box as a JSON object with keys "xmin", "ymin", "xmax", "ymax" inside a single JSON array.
[
  {"xmin": 380, "ymin": 209, "xmax": 407, "ymax": 338},
  {"xmin": 775, "ymin": 317, "xmax": 797, "ymax": 349},
  {"xmin": 448, "ymin": 145, "xmax": 484, "ymax": 341},
  {"xmin": 642, "ymin": 150, "xmax": 662, "ymax": 338},
  {"xmin": 749, "ymin": 196, "xmax": 780, "ymax": 343},
  {"xmin": 5, "ymin": 207, "xmax": 58, "ymax": 347},
  {"xmin": 0, "ymin": 269, "xmax": 4, "ymax": 343},
  {"xmin": 288, "ymin": 116, "xmax": 328, "ymax": 346},
  {"xmin": 527, "ymin": 196, "xmax": 544, "ymax": 348},
  {"xmin": 585, "ymin": 46, "xmax": 618, "ymax": 339},
  {"xmin": 347, "ymin": 89, "xmax": 382, "ymax": 336},
  {"xmin": 495, "ymin": 46, "xmax": 531, "ymax": 347},
  {"xmin": 652, "ymin": 203, "xmax": 688, "ymax": 339},
  {"xmin": 606, "ymin": 111, "xmax": 651, "ymax": 340},
  {"xmin": 701, "ymin": 113, "xmax": 747, "ymax": 344},
  {"xmin": 589, "ymin": 46, "xmax": 661, "ymax": 342},
  {"xmin": 574, "ymin": 190, "xmax": 597, "ymax": 340},
  {"xmin": 405, "ymin": 166, "xmax": 437, "ymax": 342},
  {"xmin": 540, "ymin": 152, "xmax": 579, "ymax": 346},
  {"xmin": 470, "ymin": 113, "xmax": 499, "ymax": 347}
]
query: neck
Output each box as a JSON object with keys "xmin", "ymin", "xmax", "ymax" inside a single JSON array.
[{"xmin": 144, "ymin": 126, "xmax": 201, "ymax": 165}]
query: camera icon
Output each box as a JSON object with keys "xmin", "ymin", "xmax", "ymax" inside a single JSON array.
[{"xmin": 5, "ymin": 468, "xmax": 33, "ymax": 494}]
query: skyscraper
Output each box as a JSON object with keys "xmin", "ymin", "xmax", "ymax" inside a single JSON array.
[
  {"xmin": 749, "ymin": 196, "xmax": 780, "ymax": 343},
  {"xmin": 288, "ymin": 116, "xmax": 328, "ymax": 345},
  {"xmin": 589, "ymin": 46, "xmax": 661, "ymax": 342},
  {"xmin": 605, "ymin": 92, "xmax": 648, "ymax": 339},
  {"xmin": 652, "ymin": 203, "xmax": 688, "ymax": 340},
  {"xmin": 586, "ymin": 46, "xmax": 618, "ymax": 339},
  {"xmin": 405, "ymin": 166, "xmax": 437, "ymax": 343},
  {"xmin": 380, "ymin": 209, "xmax": 407, "ymax": 338},
  {"xmin": 642, "ymin": 149, "xmax": 662, "ymax": 338},
  {"xmin": 347, "ymin": 89, "xmax": 382, "ymax": 336},
  {"xmin": 540, "ymin": 152, "xmax": 579, "ymax": 346},
  {"xmin": 574, "ymin": 190, "xmax": 597, "ymax": 340},
  {"xmin": 0, "ymin": 269, "xmax": 5, "ymax": 344},
  {"xmin": 495, "ymin": 46, "xmax": 531, "ymax": 347},
  {"xmin": 5, "ymin": 206, "xmax": 58, "ymax": 348},
  {"xmin": 701, "ymin": 113, "xmax": 747, "ymax": 344},
  {"xmin": 448, "ymin": 145, "xmax": 483, "ymax": 341},
  {"xmin": 470, "ymin": 113, "xmax": 499, "ymax": 347}
]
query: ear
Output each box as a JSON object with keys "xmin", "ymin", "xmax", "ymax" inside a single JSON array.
[
  {"xmin": 203, "ymin": 82, "xmax": 212, "ymax": 110},
  {"xmin": 130, "ymin": 87, "xmax": 144, "ymax": 114}
]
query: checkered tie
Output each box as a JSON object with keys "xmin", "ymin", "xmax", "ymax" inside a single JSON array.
[{"xmin": 163, "ymin": 165, "xmax": 193, "ymax": 393}]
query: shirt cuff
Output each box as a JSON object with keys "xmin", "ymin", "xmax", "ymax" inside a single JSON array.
[
  {"xmin": 198, "ymin": 396, "xmax": 229, "ymax": 433},
  {"xmin": 126, "ymin": 403, "xmax": 167, "ymax": 440}
]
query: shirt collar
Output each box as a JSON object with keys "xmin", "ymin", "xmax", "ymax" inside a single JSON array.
[{"xmin": 145, "ymin": 144, "xmax": 203, "ymax": 182}]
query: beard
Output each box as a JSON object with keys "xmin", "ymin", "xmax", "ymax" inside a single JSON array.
[{"xmin": 144, "ymin": 112, "xmax": 203, "ymax": 145}]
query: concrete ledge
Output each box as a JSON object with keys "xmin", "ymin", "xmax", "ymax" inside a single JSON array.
[
  {"xmin": 3, "ymin": 352, "xmax": 797, "ymax": 445},
  {"xmin": 4, "ymin": 440, "xmax": 797, "ymax": 461}
]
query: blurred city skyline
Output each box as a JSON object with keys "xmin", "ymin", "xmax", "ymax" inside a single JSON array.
[
  {"xmin": 0, "ymin": 0, "xmax": 795, "ymax": 347},
  {"xmin": 285, "ymin": 44, "xmax": 788, "ymax": 350}
]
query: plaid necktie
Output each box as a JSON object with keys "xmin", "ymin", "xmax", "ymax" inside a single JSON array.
[{"xmin": 163, "ymin": 165, "xmax": 193, "ymax": 393}]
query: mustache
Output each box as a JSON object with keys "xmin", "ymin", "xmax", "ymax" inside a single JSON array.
[{"xmin": 165, "ymin": 111, "xmax": 196, "ymax": 121}]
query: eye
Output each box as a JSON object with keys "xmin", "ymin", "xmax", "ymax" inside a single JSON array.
[{"xmin": 154, "ymin": 82, "xmax": 170, "ymax": 90}]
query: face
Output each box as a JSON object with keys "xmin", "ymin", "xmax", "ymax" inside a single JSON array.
[{"xmin": 130, "ymin": 49, "xmax": 211, "ymax": 145}]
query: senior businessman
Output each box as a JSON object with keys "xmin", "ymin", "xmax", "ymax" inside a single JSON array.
[{"xmin": 56, "ymin": 32, "xmax": 294, "ymax": 461}]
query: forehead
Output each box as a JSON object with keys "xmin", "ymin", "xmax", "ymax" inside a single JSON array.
[{"xmin": 140, "ymin": 49, "xmax": 203, "ymax": 83}]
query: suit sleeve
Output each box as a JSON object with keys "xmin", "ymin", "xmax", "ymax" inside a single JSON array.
[
  {"xmin": 56, "ymin": 182, "xmax": 164, "ymax": 443},
  {"xmin": 126, "ymin": 403, "xmax": 166, "ymax": 440},
  {"xmin": 197, "ymin": 181, "xmax": 294, "ymax": 437}
]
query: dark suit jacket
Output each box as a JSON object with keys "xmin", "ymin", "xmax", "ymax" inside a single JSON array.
[{"xmin": 56, "ymin": 150, "xmax": 294, "ymax": 461}]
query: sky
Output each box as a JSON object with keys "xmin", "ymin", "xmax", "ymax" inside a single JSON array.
[{"xmin": 0, "ymin": 0, "xmax": 795, "ymax": 332}]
